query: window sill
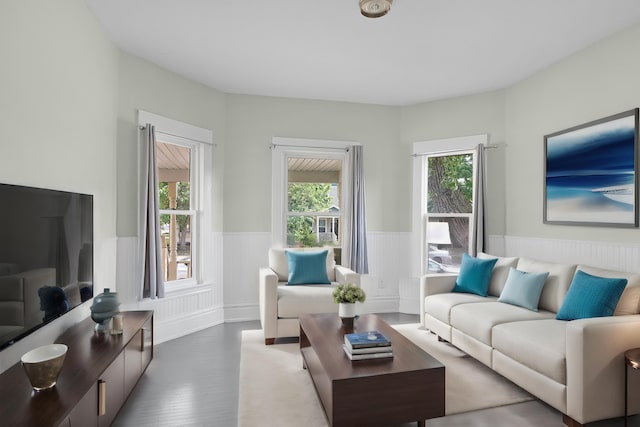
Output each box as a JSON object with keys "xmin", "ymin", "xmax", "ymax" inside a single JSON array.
[{"xmin": 163, "ymin": 280, "xmax": 212, "ymax": 296}]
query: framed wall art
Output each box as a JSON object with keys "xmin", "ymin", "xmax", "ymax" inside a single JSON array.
[{"xmin": 544, "ymin": 108, "xmax": 639, "ymax": 227}]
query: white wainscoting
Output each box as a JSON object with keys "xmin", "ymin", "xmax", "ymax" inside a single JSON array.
[
  {"xmin": 222, "ymin": 231, "xmax": 414, "ymax": 322},
  {"xmin": 116, "ymin": 232, "xmax": 640, "ymax": 344},
  {"xmin": 360, "ymin": 231, "xmax": 413, "ymax": 314},
  {"xmin": 222, "ymin": 232, "xmax": 271, "ymax": 322},
  {"xmin": 116, "ymin": 233, "xmax": 224, "ymax": 344},
  {"xmin": 504, "ymin": 235, "xmax": 640, "ymax": 273}
]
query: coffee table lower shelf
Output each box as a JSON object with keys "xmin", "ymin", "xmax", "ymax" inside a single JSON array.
[{"xmin": 300, "ymin": 314, "xmax": 445, "ymax": 427}]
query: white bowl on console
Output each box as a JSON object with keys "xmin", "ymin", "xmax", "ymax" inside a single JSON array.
[{"xmin": 21, "ymin": 344, "xmax": 68, "ymax": 391}]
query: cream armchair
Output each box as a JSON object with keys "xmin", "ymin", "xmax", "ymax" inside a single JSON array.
[{"xmin": 259, "ymin": 247, "xmax": 360, "ymax": 345}]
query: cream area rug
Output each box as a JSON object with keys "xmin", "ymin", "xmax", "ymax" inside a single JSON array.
[{"xmin": 237, "ymin": 324, "xmax": 533, "ymax": 427}]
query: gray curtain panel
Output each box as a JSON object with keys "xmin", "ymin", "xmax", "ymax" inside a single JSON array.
[
  {"xmin": 347, "ymin": 145, "xmax": 369, "ymax": 274},
  {"xmin": 471, "ymin": 143, "xmax": 485, "ymax": 256},
  {"xmin": 141, "ymin": 124, "xmax": 165, "ymax": 299}
]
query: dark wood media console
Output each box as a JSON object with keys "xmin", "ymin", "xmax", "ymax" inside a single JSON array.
[{"xmin": 0, "ymin": 310, "xmax": 153, "ymax": 427}]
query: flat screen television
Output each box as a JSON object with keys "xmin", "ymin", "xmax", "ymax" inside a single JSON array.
[{"xmin": 0, "ymin": 183, "xmax": 93, "ymax": 350}]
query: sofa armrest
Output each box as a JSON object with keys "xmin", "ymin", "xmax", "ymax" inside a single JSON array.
[
  {"xmin": 19, "ymin": 268, "xmax": 56, "ymax": 328},
  {"xmin": 0, "ymin": 276, "xmax": 25, "ymax": 326},
  {"xmin": 566, "ymin": 315, "xmax": 640, "ymax": 424},
  {"xmin": 259, "ymin": 267, "xmax": 280, "ymax": 342},
  {"xmin": 0, "ymin": 268, "xmax": 56, "ymax": 327},
  {"xmin": 334, "ymin": 265, "xmax": 360, "ymax": 286},
  {"xmin": 419, "ymin": 273, "xmax": 458, "ymax": 327}
]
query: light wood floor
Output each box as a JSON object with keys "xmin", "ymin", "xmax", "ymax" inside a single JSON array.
[{"xmin": 113, "ymin": 313, "xmax": 639, "ymax": 427}]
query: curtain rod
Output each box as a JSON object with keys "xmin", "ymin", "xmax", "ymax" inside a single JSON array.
[
  {"xmin": 411, "ymin": 145, "xmax": 498, "ymax": 157},
  {"xmin": 270, "ymin": 144, "xmax": 350, "ymax": 152},
  {"xmin": 139, "ymin": 125, "xmax": 216, "ymax": 146}
]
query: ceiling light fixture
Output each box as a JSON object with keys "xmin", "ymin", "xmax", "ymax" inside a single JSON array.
[{"xmin": 360, "ymin": 0, "xmax": 392, "ymax": 18}]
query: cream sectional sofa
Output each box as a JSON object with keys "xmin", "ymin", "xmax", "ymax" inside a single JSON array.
[
  {"xmin": 259, "ymin": 247, "xmax": 360, "ymax": 345},
  {"xmin": 420, "ymin": 253, "xmax": 640, "ymax": 426}
]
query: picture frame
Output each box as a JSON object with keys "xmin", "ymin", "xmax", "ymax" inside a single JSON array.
[{"xmin": 544, "ymin": 108, "xmax": 639, "ymax": 227}]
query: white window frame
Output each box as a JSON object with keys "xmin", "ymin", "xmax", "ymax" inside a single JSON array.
[
  {"xmin": 156, "ymin": 139, "xmax": 198, "ymax": 288},
  {"xmin": 271, "ymin": 137, "xmax": 352, "ymax": 249},
  {"xmin": 412, "ymin": 135, "xmax": 487, "ymax": 276},
  {"xmin": 138, "ymin": 110, "xmax": 214, "ymax": 294}
]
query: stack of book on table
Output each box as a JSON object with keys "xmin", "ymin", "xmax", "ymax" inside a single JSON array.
[{"xmin": 343, "ymin": 331, "xmax": 393, "ymax": 361}]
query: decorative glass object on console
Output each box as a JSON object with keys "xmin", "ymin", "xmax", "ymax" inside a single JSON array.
[
  {"xmin": 90, "ymin": 288, "xmax": 120, "ymax": 333},
  {"xmin": 111, "ymin": 313, "xmax": 124, "ymax": 335}
]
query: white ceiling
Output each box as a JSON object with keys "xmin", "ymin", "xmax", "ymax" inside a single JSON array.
[{"xmin": 85, "ymin": 0, "xmax": 640, "ymax": 106}]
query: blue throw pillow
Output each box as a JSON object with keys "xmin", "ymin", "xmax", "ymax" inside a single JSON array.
[
  {"xmin": 452, "ymin": 253, "xmax": 498, "ymax": 297},
  {"xmin": 498, "ymin": 267, "xmax": 549, "ymax": 311},
  {"xmin": 556, "ymin": 270, "xmax": 627, "ymax": 321},
  {"xmin": 286, "ymin": 250, "xmax": 331, "ymax": 285}
]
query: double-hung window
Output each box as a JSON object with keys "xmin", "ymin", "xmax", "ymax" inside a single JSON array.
[
  {"xmin": 139, "ymin": 110, "xmax": 213, "ymax": 292},
  {"xmin": 413, "ymin": 135, "xmax": 486, "ymax": 274},
  {"xmin": 272, "ymin": 138, "xmax": 349, "ymax": 264},
  {"xmin": 157, "ymin": 140, "xmax": 197, "ymax": 285}
]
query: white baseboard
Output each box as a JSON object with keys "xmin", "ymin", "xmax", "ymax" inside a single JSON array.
[
  {"xmin": 223, "ymin": 297, "xmax": 400, "ymax": 324},
  {"xmin": 224, "ymin": 303, "xmax": 260, "ymax": 323},
  {"xmin": 154, "ymin": 307, "xmax": 224, "ymax": 344},
  {"xmin": 362, "ymin": 296, "xmax": 398, "ymax": 314}
]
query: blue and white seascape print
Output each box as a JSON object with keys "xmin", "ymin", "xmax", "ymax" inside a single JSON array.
[{"xmin": 545, "ymin": 113, "xmax": 637, "ymax": 225}]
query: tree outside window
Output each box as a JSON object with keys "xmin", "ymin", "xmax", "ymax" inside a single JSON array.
[
  {"xmin": 426, "ymin": 152, "xmax": 474, "ymax": 271},
  {"xmin": 287, "ymin": 183, "xmax": 333, "ymax": 247}
]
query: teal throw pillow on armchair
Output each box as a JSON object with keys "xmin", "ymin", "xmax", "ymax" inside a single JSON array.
[
  {"xmin": 452, "ymin": 253, "xmax": 498, "ymax": 297},
  {"xmin": 556, "ymin": 270, "xmax": 627, "ymax": 321},
  {"xmin": 286, "ymin": 250, "xmax": 331, "ymax": 285}
]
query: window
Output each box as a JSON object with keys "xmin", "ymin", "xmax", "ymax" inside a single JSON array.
[
  {"xmin": 272, "ymin": 138, "xmax": 350, "ymax": 264},
  {"xmin": 139, "ymin": 110, "xmax": 213, "ymax": 292},
  {"xmin": 157, "ymin": 141, "xmax": 195, "ymax": 283},
  {"xmin": 287, "ymin": 157, "xmax": 342, "ymax": 248},
  {"xmin": 413, "ymin": 135, "xmax": 486, "ymax": 275},
  {"xmin": 425, "ymin": 151, "xmax": 475, "ymax": 273}
]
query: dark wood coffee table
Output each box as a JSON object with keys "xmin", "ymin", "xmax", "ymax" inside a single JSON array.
[{"xmin": 299, "ymin": 313, "xmax": 445, "ymax": 426}]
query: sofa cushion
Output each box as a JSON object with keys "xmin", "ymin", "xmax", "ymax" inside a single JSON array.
[
  {"xmin": 285, "ymin": 250, "xmax": 330, "ymax": 285},
  {"xmin": 556, "ymin": 270, "xmax": 627, "ymax": 321},
  {"xmin": 516, "ymin": 258, "xmax": 576, "ymax": 313},
  {"xmin": 498, "ymin": 268, "xmax": 549, "ymax": 311},
  {"xmin": 577, "ymin": 265, "xmax": 640, "ymax": 315},
  {"xmin": 424, "ymin": 293, "xmax": 497, "ymax": 324},
  {"xmin": 277, "ymin": 284, "xmax": 338, "ymax": 318},
  {"xmin": 269, "ymin": 247, "xmax": 336, "ymax": 282},
  {"xmin": 492, "ymin": 319, "xmax": 567, "ymax": 385},
  {"xmin": 477, "ymin": 253, "xmax": 519, "ymax": 297},
  {"xmin": 450, "ymin": 301, "xmax": 555, "ymax": 345},
  {"xmin": 452, "ymin": 254, "xmax": 498, "ymax": 296}
]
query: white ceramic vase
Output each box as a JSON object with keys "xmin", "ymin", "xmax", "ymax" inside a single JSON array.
[{"xmin": 338, "ymin": 302, "xmax": 356, "ymax": 318}]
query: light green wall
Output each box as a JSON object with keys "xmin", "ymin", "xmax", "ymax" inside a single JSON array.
[
  {"xmin": 116, "ymin": 52, "xmax": 227, "ymax": 236},
  {"xmin": 28, "ymin": 3, "xmax": 634, "ymax": 246},
  {"xmin": 505, "ymin": 23, "xmax": 640, "ymax": 242},
  {"xmin": 0, "ymin": 0, "xmax": 119, "ymax": 284},
  {"xmin": 400, "ymin": 91, "xmax": 507, "ymax": 237},
  {"xmin": 225, "ymin": 95, "xmax": 403, "ymax": 232}
]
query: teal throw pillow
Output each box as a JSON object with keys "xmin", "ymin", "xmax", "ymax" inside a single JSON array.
[
  {"xmin": 498, "ymin": 267, "xmax": 549, "ymax": 311},
  {"xmin": 556, "ymin": 270, "xmax": 627, "ymax": 321},
  {"xmin": 452, "ymin": 253, "xmax": 498, "ymax": 297},
  {"xmin": 286, "ymin": 250, "xmax": 331, "ymax": 285}
]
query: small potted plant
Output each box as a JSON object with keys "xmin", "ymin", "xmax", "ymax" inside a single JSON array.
[{"xmin": 332, "ymin": 283, "xmax": 366, "ymax": 324}]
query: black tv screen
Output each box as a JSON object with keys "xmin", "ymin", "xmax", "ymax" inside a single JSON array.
[{"xmin": 0, "ymin": 183, "xmax": 93, "ymax": 350}]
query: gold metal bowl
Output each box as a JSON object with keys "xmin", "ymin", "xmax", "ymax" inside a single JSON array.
[{"xmin": 21, "ymin": 344, "xmax": 68, "ymax": 391}]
